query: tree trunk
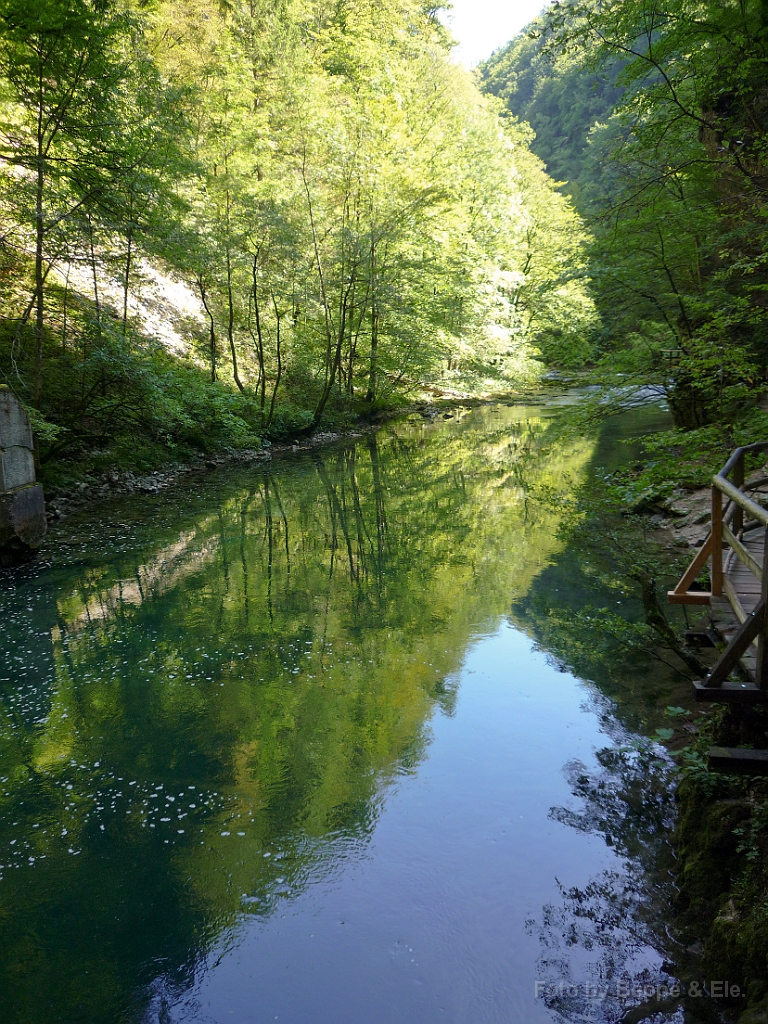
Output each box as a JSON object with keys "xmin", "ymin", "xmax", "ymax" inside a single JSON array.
[
  {"xmin": 122, "ymin": 192, "xmax": 134, "ymax": 336},
  {"xmin": 637, "ymin": 572, "xmax": 707, "ymax": 676},
  {"xmin": 226, "ymin": 246, "xmax": 245, "ymax": 393},
  {"xmin": 34, "ymin": 84, "xmax": 45, "ymax": 409},
  {"xmin": 87, "ymin": 211, "xmax": 102, "ymax": 342},
  {"xmin": 61, "ymin": 262, "xmax": 70, "ymax": 352},
  {"xmin": 266, "ymin": 294, "xmax": 283, "ymax": 429},
  {"xmin": 313, "ymin": 276, "xmax": 354, "ymax": 426},
  {"xmin": 251, "ymin": 256, "xmax": 266, "ymax": 415},
  {"xmin": 365, "ymin": 241, "xmax": 378, "ymax": 403},
  {"xmin": 197, "ymin": 277, "xmax": 217, "ymax": 382}
]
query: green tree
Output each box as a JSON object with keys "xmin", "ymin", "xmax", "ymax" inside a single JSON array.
[{"xmin": 0, "ymin": 0, "xmax": 140, "ymax": 404}]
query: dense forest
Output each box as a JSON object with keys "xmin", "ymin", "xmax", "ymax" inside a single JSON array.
[
  {"xmin": 481, "ymin": 0, "xmax": 768, "ymax": 451},
  {"xmin": 0, "ymin": 0, "xmax": 596, "ymax": 482},
  {"xmin": 5, "ymin": 0, "xmax": 765, "ymax": 485}
]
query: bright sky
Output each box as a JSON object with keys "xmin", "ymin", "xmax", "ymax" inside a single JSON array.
[{"xmin": 442, "ymin": 0, "xmax": 550, "ymax": 68}]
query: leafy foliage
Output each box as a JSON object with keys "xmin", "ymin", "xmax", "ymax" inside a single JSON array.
[
  {"xmin": 0, "ymin": 0, "xmax": 597, "ymax": 473},
  {"xmin": 480, "ymin": 0, "xmax": 768, "ymax": 426}
]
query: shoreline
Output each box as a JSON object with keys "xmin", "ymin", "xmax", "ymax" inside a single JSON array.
[{"xmin": 40, "ymin": 387, "xmax": 566, "ymax": 523}]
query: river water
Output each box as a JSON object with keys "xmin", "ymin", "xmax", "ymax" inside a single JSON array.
[{"xmin": 0, "ymin": 398, "xmax": 685, "ymax": 1024}]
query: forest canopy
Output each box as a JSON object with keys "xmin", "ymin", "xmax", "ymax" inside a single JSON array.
[
  {"xmin": 480, "ymin": 0, "xmax": 768, "ymax": 436},
  {"xmin": 0, "ymin": 0, "xmax": 595, "ymax": 476}
]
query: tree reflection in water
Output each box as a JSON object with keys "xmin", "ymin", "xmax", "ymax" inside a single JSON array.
[
  {"xmin": 0, "ymin": 404, "xmax": 597, "ymax": 1023},
  {"xmin": 529, "ymin": 710, "xmax": 722, "ymax": 1024}
]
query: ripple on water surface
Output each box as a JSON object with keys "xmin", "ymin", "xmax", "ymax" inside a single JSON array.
[{"xmin": 0, "ymin": 401, "xmax": 678, "ymax": 1024}]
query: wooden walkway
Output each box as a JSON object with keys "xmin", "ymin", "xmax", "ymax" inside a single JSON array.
[
  {"xmin": 668, "ymin": 445, "xmax": 768, "ymax": 772},
  {"xmin": 716, "ymin": 528, "xmax": 765, "ymax": 680},
  {"xmin": 726, "ymin": 530, "xmax": 764, "ymax": 617}
]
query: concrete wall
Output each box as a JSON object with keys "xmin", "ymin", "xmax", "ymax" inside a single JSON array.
[
  {"xmin": 0, "ymin": 389, "xmax": 46, "ymax": 563},
  {"xmin": 0, "ymin": 390, "xmax": 36, "ymax": 492}
]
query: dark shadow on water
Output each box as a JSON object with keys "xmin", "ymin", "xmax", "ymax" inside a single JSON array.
[{"xmin": 512, "ymin": 406, "xmax": 731, "ymax": 1024}]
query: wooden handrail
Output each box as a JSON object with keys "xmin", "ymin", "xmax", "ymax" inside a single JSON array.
[
  {"xmin": 712, "ymin": 484, "xmax": 723, "ymax": 595},
  {"xmin": 719, "ymin": 442, "xmax": 768, "ymax": 479},
  {"xmin": 669, "ymin": 441, "xmax": 768, "ymax": 694},
  {"xmin": 713, "ymin": 476, "xmax": 768, "ymax": 527},
  {"xmin": 722, "ymin": 524, "xmax": 763, "ymax": 579},
  {"xmin": 669, "ymin": 444, "xmax": 768, "ymax": 603}
]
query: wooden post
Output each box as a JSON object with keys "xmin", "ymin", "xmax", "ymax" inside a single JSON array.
[
  {"xmin": 701, "ymin": 600, "xmax": 764, "ymax": 687},
  {"xmin": 733, "ymin": 452, "xmax": 745, "ymax": 536},
  {"xmin": 711, "ymin": 484, "xmax": 723, "ymax": 596},
  {"xmin": 756, "ymin": 524, "xmax": 768, "ymax": 691}
]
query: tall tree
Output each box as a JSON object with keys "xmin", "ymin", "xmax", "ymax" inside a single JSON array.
[{"xmin": 0, "ymin": 0, "xmax": 138, "ymax": 404}]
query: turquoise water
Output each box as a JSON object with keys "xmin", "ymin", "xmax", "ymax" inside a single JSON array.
[{"xmin": 0, "ymin": 400, "xmax": 678, "ymax": 1023}]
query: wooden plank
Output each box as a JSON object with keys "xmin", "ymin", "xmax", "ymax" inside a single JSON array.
[
  {"xmin": 669, "ymin": 533, "xmax": 713, "ymax": 600},
  {"xmin": 712, "ymin": 485, "xmax": 723, "ymax": 595},
  {"xmin": 755, "ymin": 526, "xmax": 768, "ymax": 689},
  {"xmin": 744, "ymin": 548, "xmax": 765, "ymax": 562},
  {"xmin": 716, "ymin": 474, "xmax": 768, "ymax": 527},
  {"xmin": 724, "ymin": 524, "xmax": 761, "ymax": 581},
  {"xmin": 709, "ymin": 746, "xmax": 768, "ymax": 774},
  {"xmin": 731, "ymin": 554, "xmax": 762, "ymax": 571},
  {"xmin": 731, "ymin": 591, "xmax": 760, "ymax": 603},
  {"xmin": 711, "ymin": 594, "xmax": 735, "ymax": 614},
  {"xmin": 710, "ymin": 596, "xmax": 743, "ymax": 649},
  {"xmin": 728, "ymin": 575, "xmax": 761, "ymax": 587},
  {"xmin": 704, "ymin": 599, "xmax": 764, "ymax": 687},
  {"xmin": 668, "ymin": 591, "xmax": 711, "ymax": 605},
  {"xmin": 729, "ymin": 556, "xmax": 762, "ymax": 571},
  {"xmin": 723, "ymin": 576, "xmax": 748, "ymax": 624},
  {"xmin": 694, "ymin": 681, "xmax": 765, "ymax": 704},
  {"xmin": 696, "ymin": 453, "xmax": 768, "ymax": 687},
  {"xmin": 732, "ymin": 451, "xmax": 744, "ymax": 535},
  {"xmin": 733, "ymin": 546, "xmax": 762, "ymax": 559}
]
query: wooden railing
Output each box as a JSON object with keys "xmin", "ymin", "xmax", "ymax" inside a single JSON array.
[{"xmin": 668, "ymin": 442, "xmax": 768, "ymax": 695}]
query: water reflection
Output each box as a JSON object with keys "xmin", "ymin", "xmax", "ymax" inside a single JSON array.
[
  {"xmin": 511, "ymin": 406, "xmax": 712, "ymax": 1024},
  {"xmin": 0, "ymin": 401, "xmax": 673, "ymax": 1023},
  {"xmin": 526, "ymin": 728, "xmax": 681, "ymax": 1023}
]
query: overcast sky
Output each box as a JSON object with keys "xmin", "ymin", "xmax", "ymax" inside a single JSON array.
[{"xmin": 441, "ymin": 0, "xmax": 549, "ymax": 67}]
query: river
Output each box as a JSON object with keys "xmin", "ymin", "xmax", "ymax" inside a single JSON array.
[{"xmin": 0, "ymin": 396, "xmax": 687, "ymax": 1024}]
